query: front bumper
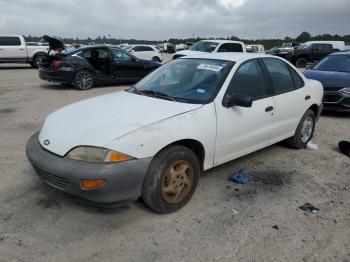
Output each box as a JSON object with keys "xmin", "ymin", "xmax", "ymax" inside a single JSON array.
[
  {"xmin": 26, "ymin": 133, "xmax": 152, "ymax": 204},
  {"xmin": 39, "ymin": 68, "xmax": 74, "ymax": 84},
  {"xmin": 323, "ymin": 91, "xmax": 350, "ymax": 112}
]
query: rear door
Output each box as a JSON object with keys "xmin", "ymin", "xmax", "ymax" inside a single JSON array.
[
  {"xmin": 0, "ymin": 36, "xmax": 26, "ymax": 61},
  {"xmin": 214, "ymin": 59, "xmax": 275, "ymax": 165},
  {"xmin": 261, "ymin": 57, "xmax": 309, "ymax": 143}
]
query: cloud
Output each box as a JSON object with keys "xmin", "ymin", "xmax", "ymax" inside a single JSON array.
[{"xmin": 0, "ymin": 0, "xmax": 349, "ymax": 40}]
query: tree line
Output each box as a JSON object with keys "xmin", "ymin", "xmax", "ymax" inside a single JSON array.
[{"xmin": 24, "ymin": 32, "xmax": 350, "ymax": 49}]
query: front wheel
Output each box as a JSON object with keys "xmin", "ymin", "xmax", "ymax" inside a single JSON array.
[
  {"xmin": 74, "ymin": 70, "xmax": 94, "ymax": 90},
  {"xmin": 296, "ymin": 57, "xmax": 308, "ymax": 68},
  {"xmin": 142, "ymin": 145, "xmax": 200, "ymax": 213},
  {"xmin": 286, "ymin": 109, "xmax": 315, "ymax": 149},
  {"xmin": 152, "ymin": 56, "xmax": 161, "ymax": 63}
]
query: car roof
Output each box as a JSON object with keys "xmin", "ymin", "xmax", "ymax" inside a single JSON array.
[
  {"xmin": 199, "ymin": 40, "xmax": 244, "ymax": 44},
  {"xmin": 330, "ymin": 51, "xmax": 350, "ymax": 56},
  {"xmin": 182, "ymin": 52, "xmax": 274, "ymax": 62}
]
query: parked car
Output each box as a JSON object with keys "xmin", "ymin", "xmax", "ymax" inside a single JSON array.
[
  {"xmin": 173, "ymin": 40, "xmax": 246, "ymax": 59},
  {"xmin": 0, "ymin": 35, "xmax": 49, "ymax": 68},
  {"xmin": 304, "ymin": 52, "xmax": 350, "ymax": 112},
  {"xmin": 246, "ymin": 44, "xmax": 265, "ymax": 53},
  {"xmin": 284, "ymin": 42, "xmax": 341, "ymax": 68},
  {"xmin": 265, "ymin": 47, "xmax": 280, "ymax": 55},
  {"xmin": 39, "ymin": 37, "xmax": 161, "ymax": 90},
  {"xmin": 123, "ymin": 45, "xmax": 162, "ymax": 63},
  {"xmin": 26, "ymin": 53, "xmax": 323, "ymax": 213}
]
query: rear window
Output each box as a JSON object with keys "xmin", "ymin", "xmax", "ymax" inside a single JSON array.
[{"xmin": 0, "ymin": 36, "xmax": 21, "ymax": 46}]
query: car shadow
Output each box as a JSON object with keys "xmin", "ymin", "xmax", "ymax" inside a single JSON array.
[
  {"xmin": 0, "ymin": 65, "xmax": 34, "ymax": 70},
  {"xmin": 39, "ymin": 82, "xmax": 131, "ymax": 91},
  {"xmin": 321, "ymin": 111, "xmax": 350, "ymax": 118}
]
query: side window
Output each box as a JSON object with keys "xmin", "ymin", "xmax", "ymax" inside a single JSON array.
[
  {"xmin": 323, "ymin": 44, "xmax": 332, "ymax": 51},
  {"xmin": 226, "ymin": 59, "xmax": 269, "ymax": 100},
  {"xmin": 132, "ymin": 46, "xmax": 143, "ymax": 52},
  {"xmin": 111, "ymin": 49, "xmax": 133, "ymax": 61},
  {"xmin": 0, "ymin": 36, "xmax": 21, "ymax": 46},
  {"xmin": 218, "ymin": 43, "xmax": 244, "ymax": 53},
  {"xmin": 143, "ymin": 46, "xmax": 154, "ymax": 52},
  {"xmin": 290, "ymin": 68, "xmax": 305, "ymax": 89},
  {"xmin": 263, "ymin": 58, "xmax": 295, "ymax": 94},
  {"xmin": 229, "ymin": 43, "xmax": 243, "ymax": 52},
  {"xmin": 218, "ymin": 44, "xmax": 230, "ymax": 52}
]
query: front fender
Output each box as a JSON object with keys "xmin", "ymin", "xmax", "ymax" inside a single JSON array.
[{"xmin": 105, "ymin": 103, "xmax": 217, "ymax": 170}]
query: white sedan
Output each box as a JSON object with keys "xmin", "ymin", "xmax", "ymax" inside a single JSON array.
[{"xmin": 26, "ymin": 53, "xmax": 323, "ymax": 213}]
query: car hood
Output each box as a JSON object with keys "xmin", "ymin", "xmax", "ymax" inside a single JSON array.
[
  {"xmin": 174, "ymin": 50, "xmax": 209, "ymax": 56},
  {"xmin": 38, "ymin": 91, "xmax": 202, "ymax": 156},
  {"xmin": 43, "ymin": 35, "xmax": 65, "ymax": 51},
  {"xmin": 304, "ymin": 70, "xmax": 350, "ymax": 88}
]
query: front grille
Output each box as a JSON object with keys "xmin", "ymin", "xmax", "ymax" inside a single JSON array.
[
  {"xmin": 323, "ymin": 86, "xmax": 344, "ymax": 92},
  {"xmin": 323, "ymin": 93, "xmax": 342, "ymax": 103},
  {"xmin": 34, "ymin": 167, "xmax": 70, "ymax": 190}
]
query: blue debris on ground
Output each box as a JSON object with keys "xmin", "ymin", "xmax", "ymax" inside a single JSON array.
[{"xmin": 229, "ymin": 170, "xmax": 251, "ymax": 184}]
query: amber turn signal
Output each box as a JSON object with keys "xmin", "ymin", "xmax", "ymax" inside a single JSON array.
[
  {"xmin": 81, "ymin": 179, "xmax": 105, "ymax": 189},
  {"xmin": 107, "ymin": 151, "xmax": 133, "ymax": 162}
]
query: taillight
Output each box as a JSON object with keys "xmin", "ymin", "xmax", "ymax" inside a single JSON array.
[{"xmin": 51, "ymin": 60, "xmax": 64, "ymax": 70}]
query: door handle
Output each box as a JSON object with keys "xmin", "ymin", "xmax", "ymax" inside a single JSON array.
[
  {"xmin": 19, "ymin": 48, "xmax": 25, "ymax": 50},
  {"xmin": 0, "ymin": 48, "xmax": 3, "ymax": 50},
  {"xmin": 305, "ymin": 95, "xmax": 311, "ymax": 100},
  {"xmin": 265, "ymin": 106, "xmax": 274, "ymax": 112}
]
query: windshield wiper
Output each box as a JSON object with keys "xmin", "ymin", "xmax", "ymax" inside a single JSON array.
[{"xmin": 137, "ymin": 90, "xmax": 176, "ymax": 101}]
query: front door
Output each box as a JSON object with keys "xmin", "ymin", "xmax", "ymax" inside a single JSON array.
[
  {"xmin": 111, "ymin": 48, "xmax": 141, "ymax": 80},
  {"xmin": 214, "ymin": 59, "xmax": 275, "ymax": 165},
  {"xmin": 0, "ymin": 36, "xmax": 26, "ymax": 61}
]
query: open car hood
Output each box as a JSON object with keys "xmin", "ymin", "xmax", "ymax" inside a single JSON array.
[{"xmin": 43, "ymin": 35, "xmax": 65, "ymax": 51}]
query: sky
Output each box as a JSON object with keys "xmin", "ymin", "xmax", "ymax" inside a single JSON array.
[{"xmin": 0, "ymin": 0, "xmax": 349, "ymax": 40}]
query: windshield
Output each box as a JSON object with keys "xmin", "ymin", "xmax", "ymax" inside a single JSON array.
[
  {"xmin": 313, "ymin": 55, "xmax": 350, "ymax": 72},
  {"xmin": 189, "ymin": 41, "xmax": 219, "ymax": 53},
  {"xmin": 129, "ymin": 58, "xmax": 234, "ymax": 104},
  {"xmin": 298, "ymin": 44, "xmax": 310, "ymax": 49}
]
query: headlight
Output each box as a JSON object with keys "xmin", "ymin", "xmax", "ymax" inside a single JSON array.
[
  {"xmin": 341, "ymin": 87, "xmax": 350, "ymax": 94},
  {"xmin": 66, "ymin": 146, "xmax": 134, "ymax": 163}
]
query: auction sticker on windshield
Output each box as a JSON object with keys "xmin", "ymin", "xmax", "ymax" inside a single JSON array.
[{"xmin": 197, "ymin": 64, "xmax": 223, "ymax": 72}]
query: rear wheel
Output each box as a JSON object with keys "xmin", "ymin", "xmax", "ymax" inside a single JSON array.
[
  {"xmin": 296, "ymin": 57, "xmax": 308, "ymax": 68},
  {"xmin": 31, "ymin": 55, "xmax": 46, "ymax": 68},
  {"xmin": 152, "ymin": 56, "xmax": 161, "ymax": 63},
  {"xmin": 74, "ymin": 70, "xmax": 94, "ymax": 90},
  {"xmin": 286, "ymin": 109, "xmax": 315, "ymax": 149},
  {"xmin": 142, "ymin": 145, "xmax": 200, "ymax": 213}
]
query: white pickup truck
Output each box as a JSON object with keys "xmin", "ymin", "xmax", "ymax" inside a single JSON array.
[{"xmin": 0, "ymin": 35, "xmax": 49, "ymax": 68}]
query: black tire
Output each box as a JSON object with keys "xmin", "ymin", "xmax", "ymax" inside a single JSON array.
[
  {"xmin": 74, "ymin": 70, "xmax": 94, "ymax": 90},
  {"xmin": 286, "ymin": 109, "xmax": 315, "ymax": 149},
  {"xmin": 152, "ymin": 56, "xmax": 161, "ymax": 63},
  {"xmin": 296, "ymin": 57, "xmax": 308, "ymax": 68},
  {"xmin": 142, "ymin": 145, "xmax": 200, "ymax": 214},
  {"xmin": 31, "ymin": 55, "xmax": 46, "ymax": 68}
]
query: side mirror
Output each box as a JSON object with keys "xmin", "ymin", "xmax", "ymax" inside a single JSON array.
[
  {"xmin": 130, "ymin": 50, "xmax": 135, "ymax": 53},
  {"xmin": 306, "ymin": 63, "xmax": 315, "ymax": 70},
  {"xmin": 223, "ymin": 93, "xmax": 253, "ymax": 108}
]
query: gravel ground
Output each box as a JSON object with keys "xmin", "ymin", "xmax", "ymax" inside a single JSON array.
[{"xmin": 0, "ymin": 60, "xmax": 349, "ymax": 262}]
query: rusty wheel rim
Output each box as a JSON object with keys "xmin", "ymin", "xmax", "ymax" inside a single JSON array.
[{"xmin": 161, "ymin": 160, "xmax": 194, "ymax": 204}]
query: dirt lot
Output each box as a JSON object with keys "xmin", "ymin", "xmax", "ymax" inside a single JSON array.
[{"xmin": 0, "ymin": 61, "xmax": 349, "ymax": 262}]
